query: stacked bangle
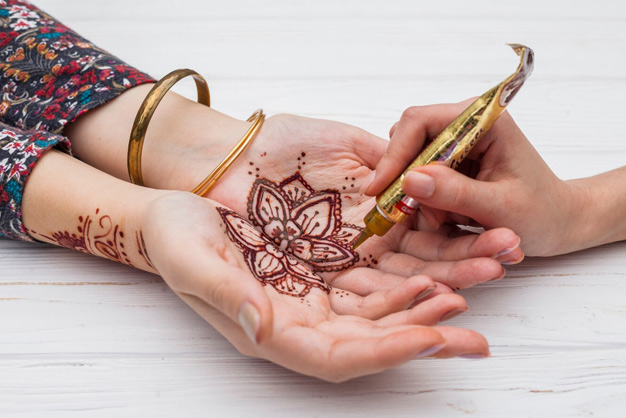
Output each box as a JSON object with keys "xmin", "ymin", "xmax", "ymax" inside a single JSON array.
[{"xmin": 127, "ymin": 68, "xmax": 264, "ymax": 197}]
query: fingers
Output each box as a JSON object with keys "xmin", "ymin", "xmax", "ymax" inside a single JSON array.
[
  {"xmin": 364, "ymin": 101, "xmax": 471, "ymax": 196},
  {"xmin": 403, "ymin": 164, "xmax": 501, "ymax": 224},
  {"xmin": 376, "ymin": 293, "xmax": 468, "ymax": 327},
  {"xmin": 317, "ymin": 327, "xmax": 446, "ymax": 382},
  {"xmin": 376, "ymin": 252, "xmax": 505, "ymax": 290},
  {"xmin": 397, "ymin": 227, "xmax": 521, "ymax": 262},
  {"xmin": 328, "ymin": 274, "xmax": 436, "ymax": 319},
  {"xmin": 432, "ymin": 326, "xmax": 490, "ymax": 358}
]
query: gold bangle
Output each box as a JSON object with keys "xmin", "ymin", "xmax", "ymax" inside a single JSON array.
[
  {"xmin": 128, "ymin": 69, "xmax": 211, "ymax": 186},
  {"xmin": 191, "ymin": 109, "xmax": 265, "ymax": 197}
]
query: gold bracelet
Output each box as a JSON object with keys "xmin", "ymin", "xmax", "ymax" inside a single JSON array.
[
  {"xmin": 128, "ymin": 69, "xmax": 210, "ymax": 186},
  {"xmin": 128, "ymin": 69, "xmax": 265, "ymax": 197},
  {"xmin": 191, "ymin": 109, "xmax": 265, "ymax": 197}
]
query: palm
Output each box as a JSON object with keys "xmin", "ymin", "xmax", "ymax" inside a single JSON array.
[
  {"xmin": 145, "ymin": 193, "xmax": 488, "ymax": 382},
  {"xmin": 210, "ymin": 115, "xmax": 513, "ymax": 293}
]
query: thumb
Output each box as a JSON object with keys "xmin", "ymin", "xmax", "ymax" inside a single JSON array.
[
  {"xmin": 402, "ymin": 164, "xmax": 498, "ymax": 224},
  {"xmin": 162, "ymin": 250, "xmax": 274, "ymax": 346}
]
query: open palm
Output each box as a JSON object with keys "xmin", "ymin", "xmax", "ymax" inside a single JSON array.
[
  {"xmin": 143, "ymin": 192, "xmax": 489, "ymax": 382},
  {"xmin": 208, "ymin": 114, "xmax": 522, "ymax": 294}
]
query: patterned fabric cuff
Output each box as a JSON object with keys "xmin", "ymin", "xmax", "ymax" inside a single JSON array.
[
  {"xmin": 0, "ymin": 0, "xmax": 156, "ymax": 133},
  {"xmin": 0, "ymin": 123, "xmax": 70, "ymax": 241}
]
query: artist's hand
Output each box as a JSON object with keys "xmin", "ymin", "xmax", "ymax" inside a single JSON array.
[
  {"xmin": 365, "ymin": 101, "xmax": 577, "ymax": 257},
  {"xmin": 202, "ymin": 114, "xmax": 522, "ymax": 293},
  {"xmin": 143, "ymin": 192, "xmax": 489, "ymax": 382}
]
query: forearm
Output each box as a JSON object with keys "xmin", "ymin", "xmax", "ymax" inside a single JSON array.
[
  {"xmin": 21, "ymin": 150, "xmax": 168, "ymax": 273},
  {"xmin": 565, "ymin": 166, "xmax": 626, "ymax": 253},
  {"xmin": 64, "ymin": 85, "xmax": 251, "ymax": 191}
]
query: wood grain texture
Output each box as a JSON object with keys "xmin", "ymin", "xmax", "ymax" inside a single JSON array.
[{"xmin": 1, "ymin": 0, "xmax": 625, "ymax": 416}]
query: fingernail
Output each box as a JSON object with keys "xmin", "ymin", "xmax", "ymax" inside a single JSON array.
[
  {"xmin": 414, "ymin": 286, "xmax": 435, "ymax": 302},
  {"xmin": 238, "ymin": 302, "xmax": 260, "ymax": 345},
  {"xmin": 459, "ymin": 353, "xmax": 488, "ymax": 359},
  {"xmin": 502, "ymin": 254, "xmax": 525, "ymax": 265},
  {"xmin": 404, "ymin": 171, "xmax": 435, "ymax": 198},
  {"xmin": 359, "ymin": 170, "xmax": 376, "ymax": 194},
  {"xmin": 440, "ymin": 308, "xmax": 467, "ymax": 322},
  {"xmin": 494, "ymin": 236, "xmax": 521, "ymax": 258},
  {"xmin": 414, "ymin": 343, "xmax": 446, "ymax": 359}
]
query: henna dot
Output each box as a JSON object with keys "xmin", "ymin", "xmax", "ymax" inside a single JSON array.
[
  {"xmin": 345, "ymin": 177, "xmax": 348, "ymax": 180},
  {"xmin": 122, "ymin": 252, "xmax": 127, "ymax": 257},
  {"xmin": 248, "ymin": 171, "xmax": 253, "ymax": 175},
  {"xmin": 96, "ymin": 208, "xmax": 100, "ymax": 214},
  {"xmin": 119, "ymin": 232, "xmax": 124, "ymax": 238},
  {"xmin": 297, "ymin": 157, "xmax": 301, "ymax": 161},
  {"xmin": 302, "ymin": 162, "xmax": 306, "ymax": 165},
  {"xmin": 77, "ymin": 227, "xmax": 83, "ymax": 233},
  {"xmin": 255, "ymin": 174, "xmax": 260, "ymax": 178},
  {"xmin": 120, "ymin": 243, "xmax": 125, "ymax": 248},
  {"xmin": 351, "ymin": 177, "xmax": 356, "ymax": 181},
  {"xmin": 342, "ymin": 186, "xmax": 346, "ymax": 190},
  {"xmin": 301, "ymin": 152, "xmax": 306, "ymax": 157},
  {"xmin": 297, "ymin": 166, "xmax": 302, "ymax": 170},
  {"xmin": 255, "ymin": 168, "xmax": 259, "ymax": 171},
  {"xmin": 249, "ymin": 162, "xmax": 254, "ymax": 166},
  {"xmin": 107, "ymin": 240, "xmax": 113, "ymax": 245},
  {"xmin": 78, "ymin": 216, "xmax": 83, "ymax": 222}
]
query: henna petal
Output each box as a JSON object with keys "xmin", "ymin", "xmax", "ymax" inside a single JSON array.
[
  {"xmin": 291, "ymin": 192, "xmax": 341, "ymax": 237},
  {"xmin": 305, "ymin": 237, "xmax": 357, "ymax": 272},
  {"xmin": 279, "ymin": 173, "xmax": 314, "ymax": 204},
  {"xmin": 290, "ymin": 238, "xmax": 313, "ymax": 260},
  {"xmin": 333, "ymin": 223, "xmax": 364, "ymax": 246},
  {"xmin": 220, "ymin": 210, "xmax": 268, "ymax": 250},
  {"xmin": 248, "ymin": 179, "xmax": 290, "ymax": 227}
]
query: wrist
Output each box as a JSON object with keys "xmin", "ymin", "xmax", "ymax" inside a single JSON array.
[
  {"xmin": 564, "ymin": 169, "xmax": 626, "ymax": 253},
  {"xmin": 66, "ymin": 84, "xmax": 251, "ymax": 193}
]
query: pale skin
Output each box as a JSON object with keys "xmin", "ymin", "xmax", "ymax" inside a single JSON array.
[
  {"xmin": 22, "ymin": 151, "xmax": 490, "ymax": 382},
  {"xmin": 365, "ymin": 100, "xmax": 626, "ymax": 257},
  {"xmin": 25, "ymin": 85, "xmax": 535, "ymax": 381}
]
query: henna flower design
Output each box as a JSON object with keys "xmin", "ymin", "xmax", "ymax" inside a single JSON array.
[
  {"xmin": 218, "ymin": 207, "xmax": 329, "ymax": 297},
  {"xmin": 247, "ymin": 173, "xmax": 361, "ymax": 272}
]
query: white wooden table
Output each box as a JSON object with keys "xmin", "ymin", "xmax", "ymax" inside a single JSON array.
[{"xmin": 2, "ymin": 1, "xmax": 625, "ymax": 416}]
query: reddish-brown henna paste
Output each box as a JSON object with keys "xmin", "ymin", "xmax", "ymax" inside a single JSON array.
[
  {"xmin": 217, "ymin": 207, "xmax": 329, "ymax": 297},
  {"xmin": 30, "ymin": 209, "xmax": 134, "ymax": 266}
]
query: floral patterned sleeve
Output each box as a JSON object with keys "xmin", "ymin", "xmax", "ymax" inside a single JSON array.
[{"xmin": 0, "ymin": 0, "xmax": 156, "ymax": 241}]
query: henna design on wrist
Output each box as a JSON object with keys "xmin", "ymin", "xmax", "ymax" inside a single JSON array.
[
  {"xmin": 29, "ymin": 208, "xmax": 134, "ymax": 266},
  {"xmin": 136, "ymin": 230, "xmax": 154, "ymax": 269}
]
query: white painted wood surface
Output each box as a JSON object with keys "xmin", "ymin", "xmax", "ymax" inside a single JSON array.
[{"xmin": 2, "ymin": 0, "xmax": 625, "ymax": 416}]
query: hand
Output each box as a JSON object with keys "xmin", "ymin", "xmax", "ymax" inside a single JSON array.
[
  {"xmin": 65, "ymin": 90, "xmax": 522, "ymax": 288},
  {"xmin": 201, "ymin": 114, "xmax": 521, "ymax": 293},
  {"xmin": 365, "ymin": 101, "xmax": 579, "ymax": 257},
  {"xmin": 21, "ymin": 151, "xmax": 488, "ymax": 383},
  {"xmin": 142, "ymin": 192, "xmax": 490, "ymax": 382}
]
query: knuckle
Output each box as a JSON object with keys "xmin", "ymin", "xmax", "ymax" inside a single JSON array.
[
  {"xmin": 401, "ymin": 106, "xmax": 423, "ymax": 121},
  {"xmin": 450, "ymin": 178, "xmax": 472, "ymax": 209}
]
